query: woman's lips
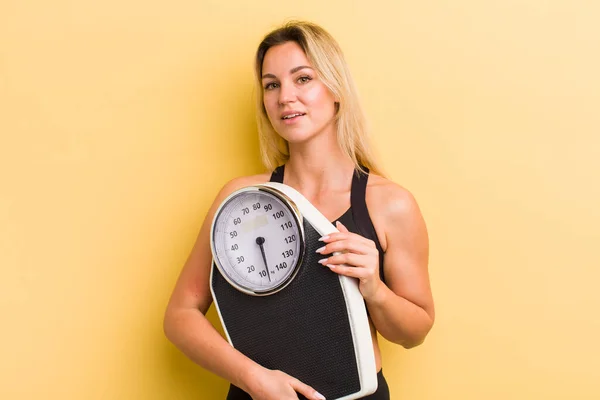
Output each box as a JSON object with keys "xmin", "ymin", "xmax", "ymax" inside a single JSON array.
[{"xmin": 281, "ymin": 113, "xmax": 306, "ymax": 124}]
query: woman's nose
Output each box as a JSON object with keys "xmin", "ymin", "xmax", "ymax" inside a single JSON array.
[{"xmin": 278, "ymin": 81, "xmax": 297, "ymax": 105}]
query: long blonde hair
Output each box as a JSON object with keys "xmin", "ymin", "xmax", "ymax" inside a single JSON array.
[{"xmin": 254, "ymin": 21, "xmax": 384, "ymax": 176}]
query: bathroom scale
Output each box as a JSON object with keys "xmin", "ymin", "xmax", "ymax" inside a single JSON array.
[{"xmin": 210, "ymin": 182, "xmax": 377, "ymax": 399}]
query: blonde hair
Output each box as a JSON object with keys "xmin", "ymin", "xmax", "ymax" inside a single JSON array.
[{"xmin": 254, "ymin": 21, "xmax": 384, "ymax": 176}]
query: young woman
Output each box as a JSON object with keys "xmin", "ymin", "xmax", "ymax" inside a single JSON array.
[{"xmin": 164, "ymin": 21, "xmax": 435, "ymax": 400}]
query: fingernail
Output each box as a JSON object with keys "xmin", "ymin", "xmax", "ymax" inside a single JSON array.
[
  {"xmin": 315, "ymin": 392, "xmax": 326, "ymax": 400},
  {"xmin": 318, "ymin": 258, "xmax": 328, "ymax": 264},
  {"xmin": 319, "ymin": 236, "xmax": 329, "ymax": 241},
  {"xmin": 315, "ymin": 246, "xmax": 325, "ymax": 253},
  {"xmin": 327, "ymin": 264, "xmax": 336, "ymax": 269}
]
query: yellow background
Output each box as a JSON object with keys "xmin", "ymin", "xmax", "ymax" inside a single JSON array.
[{"xmin": 1, "ymin": 1, "xmax": 599, "ymax": 399}]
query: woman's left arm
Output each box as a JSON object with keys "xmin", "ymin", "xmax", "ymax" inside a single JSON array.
[{"xmin": 317, "ymin": 183, "xmax": 434, "ymax": 348}]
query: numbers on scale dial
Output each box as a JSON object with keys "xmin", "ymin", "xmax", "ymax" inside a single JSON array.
[{"xmin": 220, "ymin": 191, "xmax": 301, "ymax": 290}]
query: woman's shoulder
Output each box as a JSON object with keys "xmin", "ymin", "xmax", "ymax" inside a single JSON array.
[
  {"xmin": 365, "ymin": 173, "xmax": 424, "ymax": 250},
  {"xmin": 366, "ymin": 173, "xmax": 417, "ymax": 208},
  {"xmin": 217, "ymin": 172, "xmax": 273, "ymax": 198}
]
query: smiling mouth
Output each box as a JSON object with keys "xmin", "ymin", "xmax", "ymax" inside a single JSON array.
[{"xmin": 281, "ymin": 113, "xmax": 306, "ymax": 120}]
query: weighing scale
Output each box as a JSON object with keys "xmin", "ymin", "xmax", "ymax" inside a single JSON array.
[{"xmin": 210, "ymin": 182, "xmax": 377, "ymax": 399}]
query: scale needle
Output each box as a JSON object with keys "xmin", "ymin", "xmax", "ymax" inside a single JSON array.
[{"xmin": 255, "ymin": 236, "xmax": 271, "ymax": 282}]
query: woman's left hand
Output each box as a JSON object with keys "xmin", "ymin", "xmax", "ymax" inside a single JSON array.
[{"xmin": 316, "ymin": 221, "xmax": 383, "ymax": 301}]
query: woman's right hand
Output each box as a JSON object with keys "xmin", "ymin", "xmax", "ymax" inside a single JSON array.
[{"xmin": 245, "ymin": 367, "xmax": 326, "ymax": 400}]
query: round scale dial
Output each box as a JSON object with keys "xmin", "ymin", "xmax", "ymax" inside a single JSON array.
[{"xmin": 211, "ymin": 186, "xmax": 305, "ymax": 295}]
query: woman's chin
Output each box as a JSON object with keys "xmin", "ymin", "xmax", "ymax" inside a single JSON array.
[
  {"xmin": 277, "ymin": 131, "xmax": 314, "ymax": 144},
  {"xmin": 277, "ymin": 128, "xmax": 333, "ymax": 145}
]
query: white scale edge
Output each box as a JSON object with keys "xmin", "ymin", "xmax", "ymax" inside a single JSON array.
[{"xmin": 210, "ymin": 182, "xmax": 378, "ymax": 399}]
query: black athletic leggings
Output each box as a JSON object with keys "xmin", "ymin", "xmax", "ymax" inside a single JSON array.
[{"xmin": 226, "ymin": 369, "xmax": 390, "ymax": 400}]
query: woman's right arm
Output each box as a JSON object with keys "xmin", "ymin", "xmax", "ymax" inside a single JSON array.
[{"xmin": 163, "ymin": 177, "xmax": 325, "ymax": 400}]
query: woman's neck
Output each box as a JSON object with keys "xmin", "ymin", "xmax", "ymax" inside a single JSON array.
[{"xmin": 284, "ymin": 137, "xmax": 355, "ymax": 199}]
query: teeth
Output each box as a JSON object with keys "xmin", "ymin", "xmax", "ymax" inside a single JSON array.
[{"xmin": 283, "ymin": 113, "xmax": 303, "ymax": 119}]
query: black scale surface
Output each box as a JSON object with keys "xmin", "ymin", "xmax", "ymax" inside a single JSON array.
[{"xmin": 212, "ymin": 219, "xmax": 361, "ymax": 399}]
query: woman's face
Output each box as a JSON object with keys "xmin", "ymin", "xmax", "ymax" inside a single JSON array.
[{"xmin": 261, "ymin": 41, "xmax": 337, "ymax": 144}]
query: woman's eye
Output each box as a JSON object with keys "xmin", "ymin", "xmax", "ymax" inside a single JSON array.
[
  {"xmin": 298, "ymin": 76, "xmax": 312, "ymax": 84},
  {"xmin": 264, "ymin": 82, "xmax": 279, "ymax": 90}
]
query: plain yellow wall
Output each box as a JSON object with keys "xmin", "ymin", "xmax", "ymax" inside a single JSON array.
[{"xmin": 1, "ymin": 1, "xmax": 599, "ymax": 399}]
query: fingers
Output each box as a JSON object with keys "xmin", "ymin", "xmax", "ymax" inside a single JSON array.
[
  {"xmin": 319, "ymin": 257, "xmax": 375, "ymax": 280},
  {"xmin": 335, "ymin": 220, "xmax": 349, "ymax": 233},
  {"xmin": 317, "ymin": 221, "xmax": 378, "ymax": 274},
  {"xmin": 316, "ymin": 239, "xmax": 374, "ymax": 256},
  {"xmin": 323, "ymin": 264, "xmax": 362, "ymax": 278},
  {"xmin": 319, "ymin": 229, "xmax": 375, "ymax": 249},
  {"xmin": 290, "ymin": 378, "xmax": 326, "ymax": 400},
  {"xmin": 318, "ymin": 252, "xmax": 370, "ymax": 269}
]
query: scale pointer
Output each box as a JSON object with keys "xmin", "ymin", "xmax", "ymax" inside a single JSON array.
[{"xmin": 255, "ymin": 236, "xmax": 271, "ymax": 282}]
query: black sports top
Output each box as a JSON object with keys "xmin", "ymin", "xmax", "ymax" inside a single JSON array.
[{"xmin": 269, "ymin": 164, "xmax": 386, "ymax": 283}]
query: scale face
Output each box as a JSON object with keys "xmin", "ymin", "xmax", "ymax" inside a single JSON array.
[
  {"xmin": 210, "ymin": 186, "xmax": 305, "ymax": 296},
  {"xmin": 210, "ymin": 182, "xmax": 378, "ymax": 400}
]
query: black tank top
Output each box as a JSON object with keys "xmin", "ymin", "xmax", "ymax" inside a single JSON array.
[{"xmin": 269, "ymin": 164, "xmax": 386, "ymax": 283}]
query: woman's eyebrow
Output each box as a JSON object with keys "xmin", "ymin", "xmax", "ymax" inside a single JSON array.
[{"xmin": 261, "ymin": 65, "xmax": 313, "ymax": 79}]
